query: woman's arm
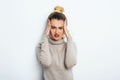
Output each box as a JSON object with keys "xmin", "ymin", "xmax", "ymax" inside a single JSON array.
[
  {"xmin": 64, "ymin": 20, "xmax": 77, "ymax": 69},
  {"xmin": 37, "ymin": 20, "xmax": 52, "ymax": 68},
  {"xmin": 65, "ymin": 38, "xmax": 77, "ymax": 69}
]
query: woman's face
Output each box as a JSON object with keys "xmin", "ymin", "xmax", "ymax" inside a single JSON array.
[{"xmin": 50, "ymin": 19, "xmax": 64, "ymax": 41}]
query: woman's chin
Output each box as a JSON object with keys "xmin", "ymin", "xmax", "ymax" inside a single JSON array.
[
  {"xmin": 54, "ymin": 38, "xmax": 60, "ymax": 41},
  {"xmin": 53, "ymin": 37, "xmax": 62, "ymax": 41}
]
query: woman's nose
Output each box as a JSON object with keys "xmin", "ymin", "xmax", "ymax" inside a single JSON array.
[{"xmin": 55, "ymin": 29, "xmax": 59, "ymax": 33}]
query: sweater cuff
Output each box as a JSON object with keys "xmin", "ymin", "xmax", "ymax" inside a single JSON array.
[{"xmin": 67, "ymin": 38, "xmax": 73, "ymax": 43}]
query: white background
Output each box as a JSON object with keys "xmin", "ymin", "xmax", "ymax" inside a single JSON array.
[{"xmin": 0, "ymin": 0, "xmax": 120, "ymax": 80}]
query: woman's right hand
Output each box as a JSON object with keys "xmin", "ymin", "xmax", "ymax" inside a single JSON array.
[{"xmin": 45, "ymin": 20, "xmax": 51, "ymax": 36}]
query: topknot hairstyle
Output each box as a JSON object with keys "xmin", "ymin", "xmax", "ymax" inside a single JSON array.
[{"xmin": 48, "ymin": 6, "xmax": 67, "ymax": 21}]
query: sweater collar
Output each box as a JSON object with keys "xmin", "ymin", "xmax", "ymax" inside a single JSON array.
[{"xmin": 48, "ymin": 36, "xmax": 65, "ymax": 45}]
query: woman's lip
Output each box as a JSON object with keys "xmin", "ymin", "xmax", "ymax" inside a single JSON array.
[{"xmin": 54, "ymin": 34, "xmax": 59, "ymax": 37}]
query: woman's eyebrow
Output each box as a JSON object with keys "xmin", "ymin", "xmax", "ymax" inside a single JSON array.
[
  {"xmin": 58, "ymin": 26, "xmax": 64, "ymax": 28},
  {"xmin": 51, "ymin": 25, "xmax": 56, "ymax": 27},
  {"xmin": 51, "ymin": 26, "xmax": 63, "ymax": 28}
]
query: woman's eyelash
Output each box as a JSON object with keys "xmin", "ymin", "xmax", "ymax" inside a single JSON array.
[
  {"xmin": 59, "ymin": 27, "xmax": 63, "ymax": 29},
  {"xmin": 51, "ymin": 26, "xmax": 63, "ymax": 29},
  {"xmin": 51, "ymin": 26, "xmax": 56, "ymax": 29}
]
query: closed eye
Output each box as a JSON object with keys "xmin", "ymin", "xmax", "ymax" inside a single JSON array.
[
  {"xmin": 51, "ymin": 26, "xmax": 56, "ymax": 29},
  {"xmin": 59, "ymin": 27, "xmax": 63, "ymax": 29}
]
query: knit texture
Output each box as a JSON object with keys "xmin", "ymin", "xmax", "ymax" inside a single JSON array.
[{"xmin": 37, "ymin": 34, "xmax": 77, "ymax": 80}]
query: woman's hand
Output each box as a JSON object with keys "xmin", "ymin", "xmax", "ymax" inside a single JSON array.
[
  {"xmin": 45, "ymin": 20, "xmax": 51, "ymax": 36},
  {"xmin": 64, "ymin": 20, "xmax": 72, "ymax": 40}
]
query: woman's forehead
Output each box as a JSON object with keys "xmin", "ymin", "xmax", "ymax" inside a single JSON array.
[{"xmin": 50, "ymin": 19, "xmax": 64, "ymax": 27}]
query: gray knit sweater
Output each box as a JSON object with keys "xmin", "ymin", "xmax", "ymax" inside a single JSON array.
[{"xmin": 37, "ymin": 34, "xmax": 77, "ymax": 80}]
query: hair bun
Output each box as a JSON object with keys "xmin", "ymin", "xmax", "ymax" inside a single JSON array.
[{"xmin": 54, "ymin": 6, "xmax": 64, "ymax": 13}]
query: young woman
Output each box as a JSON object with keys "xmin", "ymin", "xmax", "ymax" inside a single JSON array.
[{"xmin": 37, "ymin": 6, "xmax": 77, "ymax": 80}]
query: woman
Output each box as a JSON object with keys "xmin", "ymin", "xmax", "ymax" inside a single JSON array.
[{"xmin": 37, "ymin": 6, "xmax": 77, "ymax": 80}]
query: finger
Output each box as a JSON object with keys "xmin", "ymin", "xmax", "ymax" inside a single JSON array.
[
  {"xmin": 48, "ymin": 20, "xmax": 51, "ymax": 28},
  {"xmin": 45, "ymin": 20, "xmax": 51, "ymax": 35},
  {"xmin": 46, "ymin": 25, "xmax": 51, "ymax": 32},
  {"xmin": 45, "ymin": 27, "xmax": 50, "ymax": 35},
  {"xmin": 64, "ymin": 19, "xmax": 67, "ymax": 27}
]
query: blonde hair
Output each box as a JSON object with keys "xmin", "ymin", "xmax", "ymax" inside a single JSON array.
[
  {"xmin": 48, "ymin": 6, "xmax": 67, "ymax": 21},
  {"xmin": 54, "ymin": 6, "xmax": 64, "ymax": 13}
]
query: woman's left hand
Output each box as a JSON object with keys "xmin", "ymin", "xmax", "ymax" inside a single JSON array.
[{"xmin": 64, "ymin": 20, "xmax": 72, "ymax": 40}]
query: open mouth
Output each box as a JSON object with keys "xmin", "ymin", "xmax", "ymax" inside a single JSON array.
[{"xmin": 54, "ymin": 34, "xmax": 59, "ymax": 38}]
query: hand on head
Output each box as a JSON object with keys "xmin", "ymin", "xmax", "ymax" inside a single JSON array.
[
  {"xmin": 45, "ymin": 19, "xmax": 71, "ymax": 40},
  {"xmin": 45, "ymin": 20, "xmax": 51, "ymax": 36},
  {"xmin": 63, "ymin": 20, "xmax": 68, "ymax": 35},
  {"xmin": 63, "ymin": 20, "xmax": 71, "ymax": 39}
]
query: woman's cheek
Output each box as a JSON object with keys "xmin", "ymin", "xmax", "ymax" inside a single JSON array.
[
  {"xmin": 50, "ymin": 30, "xmax": 54, "ymax": 34},
  {"xmin": 50, "ymin": 30, "xmax": 53, "ymax": 36},
  {"xmin": 61, "ymin": 30, "xmax": 64, "ymax": 34}
]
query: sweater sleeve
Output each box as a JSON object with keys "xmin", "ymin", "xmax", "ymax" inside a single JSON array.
[
  {"xmin": 36, "ymin": 34, "xmax": 52, "ymax": 68},
  {"xmin": 65, "ymin": 38, "xmax": 77, "ymax": 69}
]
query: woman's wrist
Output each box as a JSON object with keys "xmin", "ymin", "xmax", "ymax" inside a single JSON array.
[{"xmin": 65, "ymin": 32, "xmax": 72, "ymax": 40}]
